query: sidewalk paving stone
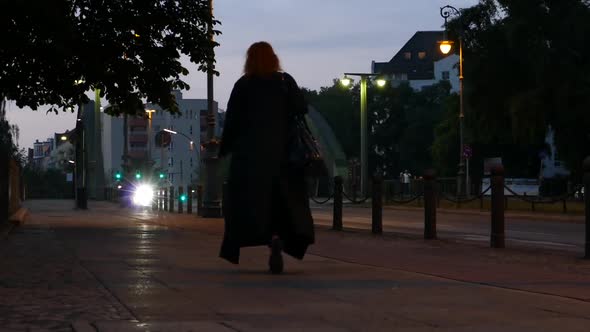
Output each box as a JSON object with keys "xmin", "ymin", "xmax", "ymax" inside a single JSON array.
[{"xmin": 0, "ymin": 200, "xmax": 589, "ymax": 331}]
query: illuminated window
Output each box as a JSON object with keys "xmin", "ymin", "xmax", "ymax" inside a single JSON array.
[
  {"xmin": 418, "ymin": 51, "xmax": 426, "ymax": 60},
  {"xmin": 404, "ymin": 52, "xmax": 411, "ymax": 60}
]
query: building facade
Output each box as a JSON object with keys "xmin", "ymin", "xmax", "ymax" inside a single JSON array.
[
  {"xmin": 102, "ymin": 91, "xmax": 221, "ymax": 189},
  {"xmin": 372, "ymin": 31, "xmax": 459, "ymax": 92}
]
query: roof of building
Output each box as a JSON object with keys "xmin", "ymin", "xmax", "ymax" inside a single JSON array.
[{"xmin": 373, "ymin": 31, "xmax": 451, "ymax": 80}]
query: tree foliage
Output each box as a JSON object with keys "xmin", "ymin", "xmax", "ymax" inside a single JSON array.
[
  {"xmin": 370, "ymin": 82, "xmax": 451, "ymax": 177},
  {"xmin": 304, "ymin": 80, "xmax": 452, "ymax": 178},
  {"xmin": 0, "ymin": 0, "xmax": 220, "ymax": 116},
  {"xmin": 451, "ymin": 0, "xmax": 590, "ymax": 177},
  {"xmin": 302, "ymin": 81, "xmax": 358, "ymax": 159}
]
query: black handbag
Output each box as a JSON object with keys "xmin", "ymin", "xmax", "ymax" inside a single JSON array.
[{"xmin": 287, "ymin": 113, "xmax": 329, "ymax": 177}]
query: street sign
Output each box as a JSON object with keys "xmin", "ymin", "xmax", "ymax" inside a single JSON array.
[{"xmin": 463, "ymin": 145, "xmax": 473, "ymax": 159}]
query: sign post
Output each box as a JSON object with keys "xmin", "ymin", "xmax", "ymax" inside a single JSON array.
[{"xmin": 463, "ymin": 145, "xmax": 472, "ymax": 196}]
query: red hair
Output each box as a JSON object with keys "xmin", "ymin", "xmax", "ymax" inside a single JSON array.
[{"xmin": 244, "ymin": 41, "xmax": 282, "ymax": 77}]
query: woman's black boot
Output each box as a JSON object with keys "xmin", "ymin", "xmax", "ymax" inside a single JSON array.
[{"xmin": 269, "ymin": 237, "xmax": 284, "ymax": 274}]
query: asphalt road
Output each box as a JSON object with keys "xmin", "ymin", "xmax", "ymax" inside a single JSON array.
[{"xmin": 311, "ymin": 205, "xmax": 586, "ymax": 253}]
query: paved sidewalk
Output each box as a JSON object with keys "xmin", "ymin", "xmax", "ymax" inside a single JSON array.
[{"xmin": 1, "ymin": 200, "xmax": 589, "ymax": 331}]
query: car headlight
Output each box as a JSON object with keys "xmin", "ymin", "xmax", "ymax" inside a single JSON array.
[{"xmin": 132, "ymin": 184, "xmax": 154, "ymax": 207}]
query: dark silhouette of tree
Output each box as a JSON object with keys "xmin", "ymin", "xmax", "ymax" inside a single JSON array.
[{"xmin": 0, "ymin": 0, "xmax": 219, "ymax": 116}]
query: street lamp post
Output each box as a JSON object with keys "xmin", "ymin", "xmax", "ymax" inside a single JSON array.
[
  {"xmin": 340, "ymin": 73, "xmax": 387, "ymax": 197},
  {"xmin": 439, "ymin": 5, "xmax": 467, "ymax": 196},
  {"xmin": 200, "ymin": 0, "xmax": 222, "ymax": 218},
  {"xmin": 162, "ymin": 128, "xmax": 196, "ymax": 186},
  {"xmin": 145, "ymin": 109, "xmax": 156, "ymax": 167}
]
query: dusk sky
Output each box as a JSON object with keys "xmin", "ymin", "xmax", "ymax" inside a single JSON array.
[{"xmin": 7, "ymin": 0, "xmax": 478, "ymax": 150}]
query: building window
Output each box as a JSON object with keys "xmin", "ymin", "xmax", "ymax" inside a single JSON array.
[
  {"xmin": 189, "ymin": 125, "xmax": 193, "ymax": 135},
  {"xmin": 418, "ymin": 51, "xmax": 426, "ymax": 60},
  {"xmin": 404, "ymin": 52, "xmax": 411, "ymax": 60},
  {"xmin": 442, "ymin": 71, "xmax": 450, "ymax": 80}
]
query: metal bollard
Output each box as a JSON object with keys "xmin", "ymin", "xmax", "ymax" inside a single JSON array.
[
  {"xmin": 169, "ymin": 186, "xmax": 175, "ymax": 213},
  {"xmin": 424, "ymin": 169, "xmax": 437, "ymax": 240},
  {"xmin": 178, "ymin": 186, "xmax": 184, "ymax": 214},
  {"xmin": 584, "ymin": 157, "xmax": 590, "ymax": 259},
  {"xmin": 197, "ymin": 184, "xmax": 203, "ymax": 216},
  {"xmin": 491, "ymin": 165, "xmax": 505, "ymax": 248},
  {"xmin": 187, "ymin": 185, "xmax": 193, "ymax": 214},
  {"xmin": 163, "ymin": 188, "xmax": 168, "ymax": 211},
  {"xmin": 371, "ymin": 174, "xmax": 383, "ymax": 235},
  {"xmin": 333, "ymin": 176, "xmax": 343, "ymax": 231}
]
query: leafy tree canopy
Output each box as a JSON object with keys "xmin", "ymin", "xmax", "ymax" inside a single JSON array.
[
  {"xmin": 450, "ymin": 0, "xmax": 590, "ymax": 176},
  {"xmin": 0, "ymin": 0, "xmax": 220, "ymax": 116}
]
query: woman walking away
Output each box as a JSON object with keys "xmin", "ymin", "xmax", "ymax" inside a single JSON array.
[{"xmin": 218, "ymin": 41, "xmax": 315, "ymax": 274}]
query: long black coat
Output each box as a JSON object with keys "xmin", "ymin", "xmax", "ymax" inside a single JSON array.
[{"xmin": 218, "ymin": 72, "xmax": 314, "ymax": 264}]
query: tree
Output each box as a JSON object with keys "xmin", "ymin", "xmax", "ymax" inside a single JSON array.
[
  {"xmin": 304, "ymin": 79, "xmax": 452, "ymax": 178},
  {"xmin": 369, "ymin": 81, "xmax": 451, "ymax": 177},
  {"xmin": 449, "ymin": 0, "xmax": 590, "ymax": 178},
  {"xmin": 302, "ymin": 81, "xmax": 358, "ymax": 159},
  {"xmin": 0, "ymin": 0, "xmax": 220, "ymax": 116}
]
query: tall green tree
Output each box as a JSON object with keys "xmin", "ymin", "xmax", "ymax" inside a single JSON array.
[
  {"xmin": 302, "ymin": 81, "xmax": 358, "ymax": 159},
  {"xmin": 449, "ymin": 0, "xmax": 590, "ymax": 178},
  {"xmin": 370, "ymin": 81, "xmax": 451, "ymax": 177},
  {"xmin": 0, "ymin": 0, "xmax": 219, "ymax": 116}
]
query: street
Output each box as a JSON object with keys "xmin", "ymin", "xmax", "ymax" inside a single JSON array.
[
  {"xmin": 311, "ymin": 204, "xmax": 585, "ymax": 253},
  {"xmin": 1, "ymin": 200, "xmax": 589, "ymax": 331}
]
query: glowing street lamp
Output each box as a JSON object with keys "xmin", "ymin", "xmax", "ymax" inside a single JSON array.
[
  {"xmin": 340, "ymin": 76, "xmax": 352, "ymax": 87},
  {"xmin": 375, "ymin": 77, "xmax": 387, "ymax": 88},
  {"xmin": 439, "ymin": 4, "xmax": 467, "ymax": 196},
  {"xmin": 439, "ymin": 40, "xmax": 454, "ymax": 55},
  {"xmin": 339, "ymin": 73, "xmax": 387, "ymax": 196}
]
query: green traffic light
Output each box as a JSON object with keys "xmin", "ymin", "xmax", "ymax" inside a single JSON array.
[
  {"xmin": 135, "ymin": 173, "xmax": 141, "ymax": 179},
  {"xmin": 180, "ymin": 194, "xmax": 187, "ymax": 202},
  {"xmin": 159, "ymin": 173, "xmax": 165, "ymax": 179},
  {"xmin": 115, "ymin": 172, "xmax": 122, "ymax": 180}
]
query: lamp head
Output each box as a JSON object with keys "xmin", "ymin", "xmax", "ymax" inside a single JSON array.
[
  {"xmin": 375, "ymin": 77, "xmax": 387, "ymax": 87},
  {"xmin": 439, "ymin": 40, "xmax": 454, "ymax": 55},
  {"xmin": 340, "ymin": 76, "xmax": 352, "ymax": 87}
]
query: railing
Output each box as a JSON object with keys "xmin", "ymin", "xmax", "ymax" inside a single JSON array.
[
  {"xmin": 306, "ymin": 162, "xmax": 589, "ymax": 258},
  {"xmin": 112, "ymin": 157, "xmax": 590, "ymax": 259}
]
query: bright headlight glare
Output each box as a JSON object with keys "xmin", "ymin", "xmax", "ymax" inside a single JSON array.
[{"xmin": 132, "ymin": 184, "xmax": 154, "ymax": 207}]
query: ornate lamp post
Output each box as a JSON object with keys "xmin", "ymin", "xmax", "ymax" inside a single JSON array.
[
  {"xmin": 439, "ymin": 5, "xmax": 467, "ymax": 196},
  {"xmin": 340, "ymin": 73, "xmax": 387, "ymax": 197}
]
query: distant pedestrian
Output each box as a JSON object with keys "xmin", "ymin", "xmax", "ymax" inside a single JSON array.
[
  {"xmin": 218, "ymin": 41, "xmax": 314, "ymax": 274},
  {"xmin": 400, "ymin": 170, "xmax": 412, "ymax": 196}
]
